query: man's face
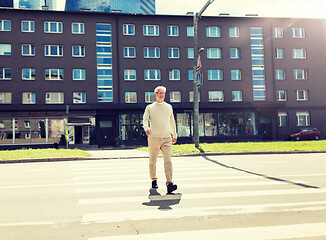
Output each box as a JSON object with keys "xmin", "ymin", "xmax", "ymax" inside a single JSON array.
[{"xmin": 155, "ymin": 89, "xmax": 165, "ymax": 103}]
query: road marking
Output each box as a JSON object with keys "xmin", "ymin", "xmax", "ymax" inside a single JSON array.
[
  {"xmin": 88, "ymin": 222, "xmax": 326, "ymax": 240},
  {"xmin": 0, "ymin": 221, "xmax": 54, "ymax": 227},
  {"xmin": 0, "ymin": 183, "xmax": 73, "ymax": 189}
]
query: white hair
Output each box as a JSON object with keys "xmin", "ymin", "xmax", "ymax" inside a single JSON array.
[{"xmin": 154, "ymin": 86, "xmax": 166, "ymax": 93}]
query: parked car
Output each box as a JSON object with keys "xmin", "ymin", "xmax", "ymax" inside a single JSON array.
[{"xmin": 287, "ymin": 128, "xmax": 321, "ymax": 141}]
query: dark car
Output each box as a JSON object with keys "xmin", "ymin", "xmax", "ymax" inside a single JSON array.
[{"xmin": 287, "ymin": 128, "xmax": 321, "ymax": 141}]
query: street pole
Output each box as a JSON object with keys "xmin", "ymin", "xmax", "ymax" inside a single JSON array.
[{"xmin": 193, "ymin": 0, "xmax": 215, "ymax": 148}]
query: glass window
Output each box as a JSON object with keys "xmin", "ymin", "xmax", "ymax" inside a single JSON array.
[
  {"xmin": 188, "ymin": 48, "xmax": 194, "ymax": 59},
  {"xmin": 169, "ymin": 69, "xmax": 180, "ymax": 80},
  {"xmin": 277, "ymin": 90, "xmax": 287, "ymax": 101},
  {"xmin": 209, "ymin": 91, "xmax": 224, "ymax": 102},
  {"xmin": 168, "ymin": 25, "xmax": 179, "ymax": 36},
  {"xmin": 145, "ymin": 92, "xmax": 155, "ymax": 103},
  {"xmin": 273, "ymin": 27, "xmax": 283, "ymax": 38},
  {"xmin": 187, "ymin": 26, "xmax": 194, "ymax": 37},
  {"xmin": 168, "ymin": 48, "xmax": 180, "ymax": 58},
  {"xmin": 44, "ymin": 21, "xmax": 62, "ymax": 33},
  {"xmin": 0, "ymin": 20, "xmax": 11, "ymax": 31},
  {"xmin": 45, "ymin": 45, "xmax": 63, "ymax": 57},
  {"xmin": 296, "ymin": 112, "xmax": 310, "ymax": 126},
  {"xmin": 124, "ymin": 69, "xmax": 136, "ymax": 81},
  {"xmin": 188, "ymin": 70, "xmax": 194, "ymax": 80},
  {"xmin": 72, "ymin": 45, "xmax": 85, "ymax": 57},
  {"xmin": 22, "ymin": 44, "xmax": 35, "ymax": 56},
  {"xmin": 144, "ymin": 69, "xmax": 160, "ymax": 80},
  {"xmin": 292, "ymin": 28, "xmax": 305, "ymax": 38},
  {"xmin": 22, "ymin": 92, "xmax": 36, "ymax": 104},
  {"xmin": 123, "ymin": 24, "xmax": 135, "ymax": 35},
  {"xmin": 177, "ymin": 113, "xmax": 191, "ymax": 137},
  {"xmin": 230, "ymin": 48, "xmax": 240, "ymax": 59},
  {"xmin": 0, "ymin": 44, "xmax": 11, "ymax": 55},
  {"xmin": 232, "ymin": 91, "xmax": 243, "ymax": 101},
  {"xmin": 292, "ymin": 48, "xmax": 306, "ymax": 59},
  {"xmin": 275, "ymin": 48, "xmax": 284, "ymax": 59},
  {"xmin": 143, "ymin": 25, "xmax": 159, "ymax": 36},
  {"xmin": 0, "ymin": 68, "xmax": 11, "ymax": 80},
  {"xmin": 206, "ymin": 26, "xmax": 221, "ymax": 37},
  {"xmin": 170, "ymin": 91, "xmax": 181, "ymax": 102},
  {"xmin": 208, "ymin": 69, "xmax": 223, "ymax": 80},
  {"xmin": 207, "ymin": 48, "xmax": 222, "ymax": 59},
  {"xmin": 125, "ymin": 92, "xmax": 137, "ymax": 103},
  {"xmin": 293, "ymin": 69, "xmax": 307, "ymax": 80},
  {"xmin": 231, "ymin": 69, "xmax": 241, "ymax": 80},
  {"xmin": 278, "ymin": 112, "xmax": 287, "ymax": 127},
  {"xmin": 296, "ymin": 90, "xmax": 309, "ymax": 101},
  {"xmin": 124, "ymin": 47, "xmax": 136, "ymax": 58},
  {"xmin": 22, "ymin": 68, "xmax": 35, "ymax": 80},
  {"xmin": 21, "ymin": 20, "xmax": 35, "ymax": 32},
  {"xmin": 275, "ymin": 69, "xmax": 285, "ymax": 80},
  {"xmin": 45, "ymin": 69, "xmax": 64, "ymax": 80},
  {"xmin": 46, "ymin": 92, "xmax": 64, "ymax": 104},
  {"xmin": 73, "ymin": 92, "xmax": 86, "ymax": 104},
  {"xmin": 72, "ymin": 22, "xmax": 84, "ymax": 34},
  {"xmin": 144, "ymin": 47, "xmax": 160, "ymax": 58},
  {"xmin": 0, "ymin": 92, "xmax": 12, "ymax": 104},
  {"xmin": 229, "ymin": 27, "xmax": 239, "ymax": 37},
  {"xmin": 73, "ymin": 69, "xmax": 86, "ymax": 80}
]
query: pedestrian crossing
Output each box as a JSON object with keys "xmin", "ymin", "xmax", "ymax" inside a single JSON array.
[{"xmin": 69, "ymin": 155, "xmax": 326, "ymax": 240}]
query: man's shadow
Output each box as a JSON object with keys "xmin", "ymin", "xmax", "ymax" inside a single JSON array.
[{"xmin": 142, "ymin": 188, "xmax": 182, "ymax": 210}]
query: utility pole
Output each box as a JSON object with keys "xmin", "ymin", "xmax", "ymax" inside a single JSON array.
[{"xmin": 193, "ymin": 0, "xmax": 215, "ymax": 148}]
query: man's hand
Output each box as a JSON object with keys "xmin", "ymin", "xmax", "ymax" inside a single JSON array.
[
  {"xmin": 146, "ymin": 129, "xmax": 152, "ymax": 136},
  {"xmin": 172, "ymin": 138, "xmax": 177, "ymax": 144}
]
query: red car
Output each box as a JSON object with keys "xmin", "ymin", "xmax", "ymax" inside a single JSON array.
[{"xmin": 287, "ymin": 128, "xmax": 321, "ymax": 141}]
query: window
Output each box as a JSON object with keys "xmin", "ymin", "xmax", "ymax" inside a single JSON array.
[
  {"xmin": 73, "ymin": 69, "xmax": 86, "ymax": 80},
  {"xmin": 273, "ymin": 27, "xmax": 283, "ymax": 38},
  {"xmin": 206, "ymin": 26, "xmax": 221, "ymax": 37},
  {"xmin": 21, "ymin": 20, "xmax": 34, "ymax": 32},
  {"xmin": 296, "ymin": 90, "xmax": 309, "ymax": 101},
  {"xmin": 168, "ymin": 48, "xmax": 180, "ymax": 58},
  {"xmin": 275, "ymin": 48, "xmax": 284, "ymax": 59},
  {"xmin": 45, "ymin": 69, "xmax": 64, "ymax": 80},
  {"xmin": 125, "ymin": 92, "xmax": 137, "ymax": 103},
  {"xmin": 124, "ymin": 47, "xmax": 136, "ymax": 58},
  {"xmin": 44, "ymin": 21, "xmax": 63, "ymax": 33},
  {"xmin": 189, "ymin": 91, "xmax": 200, "ymax": 102},
  {"xmin": 0, "ymin": 44, "xmax": 11, "ymax": 55},
  {"xmin": 278, "ymin": 112, "xmax": 288, "ymax": 127},
  {"xmin": 45, "ymin": 45, "xmax": 63, "ymax": 57},
  {"xmin": 145, "ymin": 92, "xmax": 155, "ymax": 103},
  {"xmin": 22, "ymin": 68, "xmax": 35, "ymax": 80},
  {"xmin": 188, "ymin": 48, "xmax": 194, "ymax": 59},
  {"xmin": 22, "ymin": 92, "xmax": 35, "ymax": 104},
  {"xmin": 277, "ymin": 90, "xmax": 287, "ymax": 101},
  {"xmin": 170, "ymin": 91, "xmax": 181, "ymax": 102},
  {"xmin": 143, "ymin": 25, "xmax": 159, "ymax": 36},
  {"xmin": 0, "ymin": 92, "xmax": 12, "ymax": 104},
  {"xmin": 169, "ymin": 69, "xmax": 180, "ymax": 80},
  {"xmin": 0, "ymin": 68, "xmax": 11, "ymax": 80},
  {"xmin": 188, "ymin": 70, "xmax": 194, "ymax": 80},
  {"xmin": 123, "ymin": 24, "xmax": 135, "ymax": 35},
  {"xmin": 229, "ymin": 27, "xmax": 239, "ymax": 37},
  {"xmin": 168, "ymin": 25, "xmax": 179, "ymax": 36},
  {"xmin": 73, "ymin": 92, "xmax": 86, "ymax": 104},
  {"xmin": 144, "ymin": 47, "xmax": 160, "ymax": 58},
  {"xmin": 232, "ymin": 91, "xmax": 243, "ymax": 102},
  {"xmin": 72, "ymin": 22, "xmax": 84, "ymax": 34},
  {"xmin": 22, "ymin": 44, "xmax": 35, "ymax": 56},
  {"xmin": 231, "ymin": 69, "xmax": 241, "ymax": 80},
  {"xmin": 209, "ymin": 91, "xmax": 224, "ymax": 102},
  {"xmin": 72, "ymin": 45, "xmax": 85, "ymax": 57},
  {"xmin": 292, "ymin": 28, "xmax": 305, "ymax": 38},
  {"xmin": 292, "ymin": 48, "xmax": 306, "ymax": 59},
  {"xmin": 124, "ymin": 69, "xmax": 136, "ymax": 81},
  {"xmin": 0, "ymin": 20, "xmax": 11, "ymax": 31},
  {"xmin": 144, "ymin": 69, "xmax": 160, "ymax": 80},
  {"xmin": 293, "ymin": 69, "xmax": 307, "ymax": 80},
  {"xmin": 208, "ymin": 69, "xmax": 223, "ymax": 80},
  {"xmin": 207, "ymin": 48, "xmax": 222, "ymax": 59},
  {"xmin": 275, "ymin": 69, "xmax": 285, "ymax": 80},
  {"xmin": 296, "ymin": 112, "xmax": 310, "ymax": 126},
  {"xmin": 46, "ymin": 92, "xmax": 64, "ymax": 104},
  {"xmin": 230, "ymin": 48, "xmax": 240, "ymax": 59},
  {"xmin": 187, "ymin": 26, "xmax": 194, "ymax": 37}
]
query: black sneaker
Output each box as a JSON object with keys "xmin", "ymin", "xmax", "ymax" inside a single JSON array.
[
  {"xmin": 152, "ymin": 180, "xmax": 158, "ymax": 189},
  {"xmin": 167, "ymin": 182, "xmax": 177, "ymax": 194}
]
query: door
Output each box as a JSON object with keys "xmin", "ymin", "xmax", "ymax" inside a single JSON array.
[{"xmin": 98, "ymin": 119, "xmax": 115, "ymax": 146}]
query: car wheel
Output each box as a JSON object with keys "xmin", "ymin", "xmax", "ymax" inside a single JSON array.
[
  {"xmin": 315, "ymin": 135, "xmax": 320, "ymax": 140},
  {"xmin": 295, "ymin": 136, "xmax": 300, "ymax": 141}
]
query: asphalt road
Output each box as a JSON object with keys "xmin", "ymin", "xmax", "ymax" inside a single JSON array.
[{"xmin": 1, "ymin": 153, "xmax": 326, "ymax": 240}]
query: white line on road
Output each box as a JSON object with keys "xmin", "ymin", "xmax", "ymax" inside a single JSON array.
[{"xmin": 0, "ymin": 221, "xmax": 54, "ymax": 227}]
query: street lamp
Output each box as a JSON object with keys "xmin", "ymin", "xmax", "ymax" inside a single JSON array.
[{"xmin": 193, "ymin": 0, "xmax": 215, "ymax": 148}]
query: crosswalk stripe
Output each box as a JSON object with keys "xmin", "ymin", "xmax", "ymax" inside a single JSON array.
[{"xmin": 88, "ymin": 222, "xmax": 326, "ymax": 240}]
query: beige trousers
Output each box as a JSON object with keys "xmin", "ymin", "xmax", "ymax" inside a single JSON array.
[{"xmin": 148, "ymin": 137, "xmax": 173, "ymax": 185}]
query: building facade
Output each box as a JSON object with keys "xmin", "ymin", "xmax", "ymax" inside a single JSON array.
[
  {"xmin": 66, "ymin": 0, "xmax": 156, "ymax": 14},
  {"xmin": 0, "ymin": 0, "xmax": 58, "ymax": 10},
  {"xmin": 1, "ymin": 8, "xmax": 326, "ymax": 148}
]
